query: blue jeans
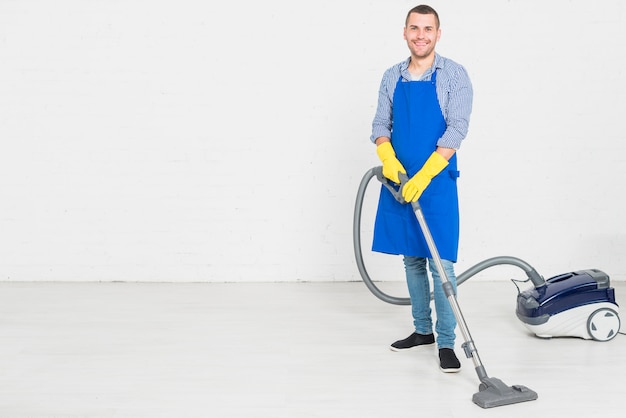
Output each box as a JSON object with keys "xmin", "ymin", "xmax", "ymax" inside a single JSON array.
[{"xmin": 403, "ymin": 256, "xmax": 458, "ymax": 349}]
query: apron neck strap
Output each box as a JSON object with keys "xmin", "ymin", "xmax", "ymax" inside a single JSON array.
[{"xmin": 430, "ymin": 69, "xmax": 438, "ymax": 84}]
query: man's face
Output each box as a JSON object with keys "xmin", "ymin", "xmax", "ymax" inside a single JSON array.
[{"xmin": 403, "ymin": 13, "xmax": 441, "ymax": 60}]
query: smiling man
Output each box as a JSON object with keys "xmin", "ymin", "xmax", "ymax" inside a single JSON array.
[{"xmin": 370, "ymin": 5, "xmax": 473, "ymax": 373}]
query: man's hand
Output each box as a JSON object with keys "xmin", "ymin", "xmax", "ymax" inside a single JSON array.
[
  {"xmin": 402, "ymin": 151, "xmax": 449, "ymax": 202},
  {"xmin": 376, "ymin": 141, "xmax": 406, "ymax": 184}
]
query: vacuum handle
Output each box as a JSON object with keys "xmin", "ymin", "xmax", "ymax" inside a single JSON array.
[{"xmin": 373, "ymin": 166, "xmax": 414, "ymax": 206}]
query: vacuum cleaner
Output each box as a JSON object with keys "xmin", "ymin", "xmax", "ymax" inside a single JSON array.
[
  {"xmin": 353, "ymin": 166, "xmax": 621, "ymax": 408},
  {"xmin": 515, "ymin": 269, "xmax": 620, "ymax": 341}
]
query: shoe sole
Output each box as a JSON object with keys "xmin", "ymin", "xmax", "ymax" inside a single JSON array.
[
  {"xmin": 439, "ymin": 366, "xmax": 461, "ymax": 373},
  {"xmin": 389, "ymin": 342, "xmax": 435, "ymax": 352}
]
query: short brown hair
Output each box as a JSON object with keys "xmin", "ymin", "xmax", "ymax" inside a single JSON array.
[{"xmin": 405, "ymin": 5, "xmax": 440, "ymax": 28}]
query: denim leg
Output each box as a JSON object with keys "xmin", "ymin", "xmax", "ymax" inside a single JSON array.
[
  {"xmin": 403, "ymin": 256, "xmax": 433, "ymax": 335},
  {"xmin": 428, "ymin": 258, "xmax": 458, "ymax": 349}
]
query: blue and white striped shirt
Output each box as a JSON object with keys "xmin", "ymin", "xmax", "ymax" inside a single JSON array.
[{"xmin": 370, "ymin": 53, "xmax": 473, "ymax": 150}]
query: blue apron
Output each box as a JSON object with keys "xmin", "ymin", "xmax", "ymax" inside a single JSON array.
[{"xmin": 372, "ymin": 70, "xmax": 460, "ymax": 262}]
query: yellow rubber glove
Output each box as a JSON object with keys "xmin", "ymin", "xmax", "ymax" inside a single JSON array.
[
  {"xmin": 402, "ymin": 151, "xmax": 449, "ymax": 203},
  {"xmin": 376, "ymin": 141, "xmax": 406, "ymax": 184}
]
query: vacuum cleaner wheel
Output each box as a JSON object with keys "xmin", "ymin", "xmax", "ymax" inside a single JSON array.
[{"xmin": 587, "ymin": 307, "xmax": 620, "ymax": 341}]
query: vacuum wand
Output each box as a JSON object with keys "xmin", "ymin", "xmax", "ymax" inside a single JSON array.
[
  {"xmin": 410, "ymin": 199, "xmax": 487, "ymax": 378},
  {"xmin": 382, "ymin": 170, "xmax": 538, "ymax": 408}
]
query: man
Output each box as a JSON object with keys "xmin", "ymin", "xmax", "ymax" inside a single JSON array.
[{"xmin": 370, "ymin": 4, "xmax": 473, "ymax": 372}]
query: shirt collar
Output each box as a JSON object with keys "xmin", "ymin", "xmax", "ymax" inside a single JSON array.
[{"xmin": 401, "ymin": 53, "xmax": 443, "ymax": 81}]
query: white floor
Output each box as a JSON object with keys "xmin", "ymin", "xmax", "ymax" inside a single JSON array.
[{"xmin": 0, "ymin": 280, "xmax": 624, "ymax": 418}]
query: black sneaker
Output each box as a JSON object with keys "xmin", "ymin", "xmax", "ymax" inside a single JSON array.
[
  {"xmin": 439, "ymin": 348, "xmax": 461, "ymax": 373},
  {"xmin": 390, "ymin": 332, "xmax": 435, "ymax": 351}
]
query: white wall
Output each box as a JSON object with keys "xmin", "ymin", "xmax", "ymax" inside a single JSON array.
[{"xmin": 1, "ymin": 0, "xmax": 624, "ymax": 282}]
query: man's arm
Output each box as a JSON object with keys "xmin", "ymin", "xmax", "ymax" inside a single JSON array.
[
  {"xmin": 435, "ymin": 146, "xmax": 456, "ymax": 160},
  {"xmin": 371, "ymin": 67, "xmax": 397, "ymax": 143},
  {"xmin": 437, "ymin": 64, "xmax": 473, "ymax": 150}
]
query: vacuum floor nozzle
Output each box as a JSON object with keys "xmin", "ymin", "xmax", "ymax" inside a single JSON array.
[{"xmin": 472, "ymin": 377, "xmax": 538, "ymax": 408}]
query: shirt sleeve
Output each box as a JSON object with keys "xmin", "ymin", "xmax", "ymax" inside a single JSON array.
[
  {"xmin": 370, "ymin": 69, "xmax": 394, "ymax": 143},
  {"xmin": 437, "ymin": 64, "xmax": 473, "ymax": 150}
]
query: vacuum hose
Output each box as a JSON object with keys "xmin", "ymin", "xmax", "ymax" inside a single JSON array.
[{"xmin": 353, "ymin": 166, "xmax": 545, "ymax": 305}]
